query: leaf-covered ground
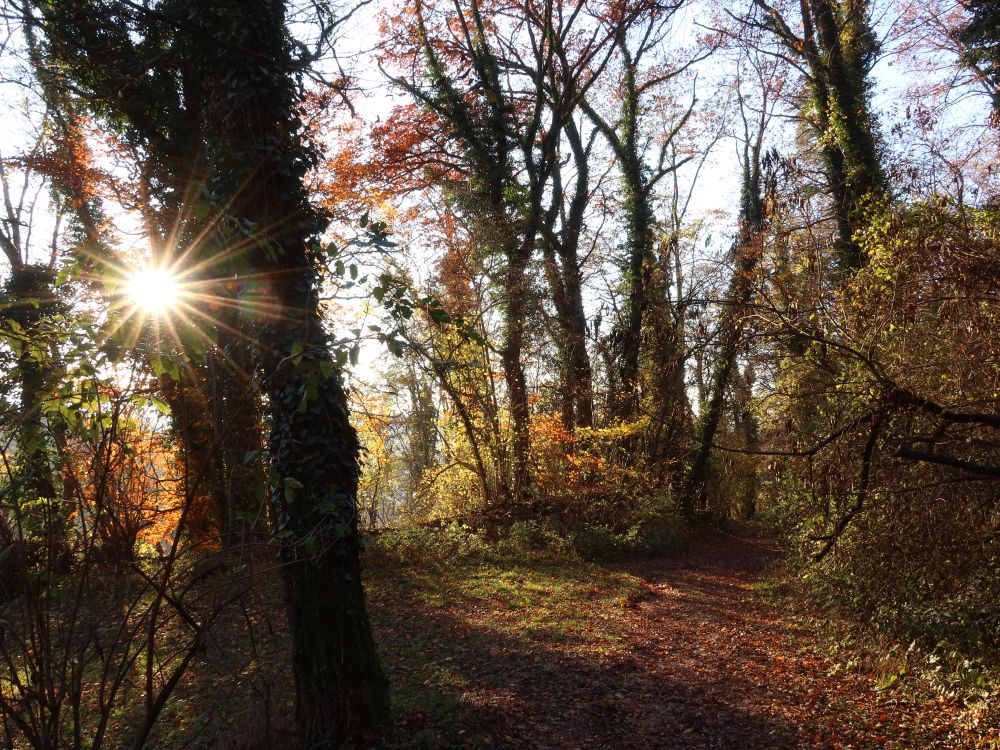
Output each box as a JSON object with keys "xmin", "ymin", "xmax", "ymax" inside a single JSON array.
[{"xmin": 369, "ymin": 527, "xmax": 996, "ymax": 749}]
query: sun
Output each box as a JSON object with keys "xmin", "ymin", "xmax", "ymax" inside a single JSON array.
[{"xmin": 125, "ymin": 265, "xmax": 184, "ymax": 316}]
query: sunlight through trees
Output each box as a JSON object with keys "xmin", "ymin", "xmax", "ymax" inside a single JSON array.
[{"xmin": 0, "ymin": 0, "xmax": 996, "ymax": 746}]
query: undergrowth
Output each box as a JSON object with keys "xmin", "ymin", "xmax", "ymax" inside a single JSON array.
[
  {"xmin": 367, "ymin": 513, "xmax": 687, "ymax": 567},
  {"xmin": 755, "ymin": 544, "xmax": 999, "ymax": 745}
]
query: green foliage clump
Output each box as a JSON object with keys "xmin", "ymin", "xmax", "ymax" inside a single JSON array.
[
  {"xmin": 765, "ymin": 201, "xmax": 1000, "ymax": 694},
  {"xmin": 493, "ymin": 519, "xmax": 572, "ymax": 558},
  {"xmin": 617, "ymin": 516, "xmax": 687, "ymax": 557},
  {"xmin": 370, "ymin": 509, "xmax": 687, "ymax": 567},
  {"xmin": 567, "ymin": 523, "xmax": 618, "ymax": 561},
  {"xmin": 369, "ymin": 521, "xmax": 488, "ymax": 565}
]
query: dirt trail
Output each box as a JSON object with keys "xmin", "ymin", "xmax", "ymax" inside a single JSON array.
[
  {"xmin": 375, "ymin": 527, "xmax": 979, "ymax": 749},
  {"xmin": 591, "ymin": 529, "xmax": 951, "ymax": 749}
]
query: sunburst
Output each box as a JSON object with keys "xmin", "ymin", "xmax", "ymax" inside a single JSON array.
[{"xmin": 125, "ymin": 265, "xmax": 185, "ymax": 316}]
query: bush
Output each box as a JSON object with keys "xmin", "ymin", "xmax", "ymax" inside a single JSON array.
[
  {"xmin": 493, "ymin": 519, "xmax": 563, "ymax": 557},
  {"xmin": 370, "ymin": 509, "xmax": 688, "ymax": 567},
  {"xmin": 369, "ymin": 521, "xmax": 487, "ymax": 565},
  {"xmin": 569, "ymin": 524, "xmax": 617, "ymax": 561},
  {"xmin": 617, "ymin": 516, "xmax": 686, "ymax": 557}
]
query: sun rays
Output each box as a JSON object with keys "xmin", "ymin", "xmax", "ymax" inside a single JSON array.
[
  {"xmin": 82, "ymin": 169, "xmax": 319, "ymax": 378},
  {"xmin": 100, "ymin": 235, "xmax": 296, "ymax": 380},
  {"xmin": 125, "ymin": 265, "xmax": 184, "ymax": 316}
]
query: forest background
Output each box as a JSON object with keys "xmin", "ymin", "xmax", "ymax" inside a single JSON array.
[{"xmin": 0, "ymin": 0, "xmax": 997, "ymax": 747}]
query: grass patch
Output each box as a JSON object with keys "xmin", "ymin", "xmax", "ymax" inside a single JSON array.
[{"xmin": 367, "ymin": 544, "xmax": 646, "ymax": 746}]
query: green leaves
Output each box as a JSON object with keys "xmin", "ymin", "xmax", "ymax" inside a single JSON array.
[
  {"xmin": 283, "ymin": 476, "xmax": 304, "ymax": 504},
  {"xmin": 149, "ymin": 355, "xmax": 182, "ymax": 383},
  {"xmin": 131, "ymin": 393, "xmax": 171, "ymax": 416}
]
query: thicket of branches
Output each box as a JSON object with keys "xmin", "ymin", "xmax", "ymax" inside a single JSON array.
[{"xmin": 0, "ymin": 0, "xmax": 996, "ymax": 746}]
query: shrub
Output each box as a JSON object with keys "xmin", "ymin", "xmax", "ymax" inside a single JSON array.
[
  {"xmin": 617, "ymin": 516, "xmax": 686, "ymax": 557},
  {"xmin": 569, "ymin": 524, "xmax": 617, "ymax": 561},
  {"xmin": 370, "ymin": 521, "xmax": 487, "ymax": 565}
]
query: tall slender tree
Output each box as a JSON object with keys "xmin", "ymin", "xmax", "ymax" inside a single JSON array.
[
  {"xmin": 539, "ymin": 114, "xmax": 597, "ymax": 429},
  {"xmin": 746, "ymin": 0, "xmax": 886, "ymax": 270},
  {"xmin": 580, "ymin": 0, "xmax": 702, "ymax": 421},
  {"xmin": 26, "ymin": 0, "xmax": 390, "ymax": 744},
  {"xmin": 683, "ymin": 57, "xmax": 777, "ymax": 516}
]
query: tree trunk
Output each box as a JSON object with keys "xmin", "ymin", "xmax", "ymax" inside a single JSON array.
[
  {"xmin": 558, "ymin": 119, "xmax": 596, "ymax": 430},
  {"xmin": 195, "ymin": 0, "xmax": 390, "ymax": 743},
  {"xmin": 209, "ymin": 304, "xmax": 265, "ymax": 547},
  {"xmin": 541, "ymin": 240, "xmax": 593, "ymax": 431},
  {"xmin": 502, "ymin": 247, "xmax": 532, "ymax": 501},
  {"xmin": 263, "ymin": 328, "xmax": 390, "ymax": 747},
  {"xmin": 614, "ymin": 158, "xmax": 653, "ymax": 422},
  {"xmin": 4, "ymin": 264, "xmax": 65, "ymax": 560},
  {"xmin": 684, "ymin": 145, "xmax": 766, "ymax": 516},
  {"xmin": 646, "ymin": 249, "xmax": 692, "ymax": 471}
]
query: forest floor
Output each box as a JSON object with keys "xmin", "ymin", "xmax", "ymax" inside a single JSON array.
[{"xmin": 369, "ymin": 525, "xmax": 996, "ymax": 749}]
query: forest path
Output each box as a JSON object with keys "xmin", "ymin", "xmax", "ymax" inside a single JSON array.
[{"xmin": 373, "ymin": 526, "xmax": 974, "ymax": 749}]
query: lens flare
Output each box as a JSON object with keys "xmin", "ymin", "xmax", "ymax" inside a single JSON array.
[{"xmin": 126, "ymin": 266, "xmax": 183, "ymax": 316}]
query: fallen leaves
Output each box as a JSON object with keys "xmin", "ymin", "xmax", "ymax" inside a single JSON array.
[{"xmin": 368, "ymin": 529, "xmax": 989, "ymax": 748}]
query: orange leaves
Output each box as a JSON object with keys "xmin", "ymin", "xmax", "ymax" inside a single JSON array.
[
  {"xmin": 314, "ymin": 103, "xmax": 463, "ymax": 231},
  {"xmin": 316, "ymin": 118, "xmax": 381, "ymax": 217},
  {"xmin": 19, "ymin": 112, "xmax": 108, "ymax": 210},
  {"xmin": 370, "ymin": 104, "xmax": 463, "ymax": 191},
  {"xmin": 64, "ymin": 398, "xmax": 185, "ymax": 557},
  {"xmin": 529, "ymin": 412, "xmax": 576, "ymax": 493},
  {"xmin": 436, "ymin": 242, "xmax": 480, "ymax": 316},
  {"xmin": 527, "ymin": 413, "xmax": 665, "ymax": 524}
]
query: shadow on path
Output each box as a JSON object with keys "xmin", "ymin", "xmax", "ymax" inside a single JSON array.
[{"xmin": 371, "ymin": 526, "xmax": 966, "ymax": 749}]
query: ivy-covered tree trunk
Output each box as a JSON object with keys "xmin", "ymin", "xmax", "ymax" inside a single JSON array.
[
  {"xmin": 755, "ymin": 0, "xmax": 886, "ymax": 271},
  {"xmin": 613, "ymin": 135, "xmax": 653, "ymax": 423},
  {"xmin": 542, "ymin": 237, "xmax": 594, "ymax": 431},
  {"xmin": 683, "ymin": 141, "xmax": 767, "ymax": 517},
  {"xmin": 196, "ymin": 1, "xmax": 390, "ymax": 744},
  {"xmin": 208, "ymin": 315, "xmax": 265, "ymax": 546},
  {"xmin": 646, "ymin": 237, "xmax": 693, "ymax": 471},
  {"xmin": 262, "ymin": 329, "xmax": 390, "ymax": 746},
  {"xmin": 581, "ymin": 36, "xmax": 657, "ymax": 425},
  {"xmin": 3, "ymin": 264, "xmax": 61, "ymax": 530},
  {"xmin": 563, "ymin": 265, "xmax": 594, "ymax": 429}
]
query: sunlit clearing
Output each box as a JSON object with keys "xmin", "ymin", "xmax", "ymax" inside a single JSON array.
[{"xmin": 126, "ymin": 266, "xmax": 183, "ymax": 316}]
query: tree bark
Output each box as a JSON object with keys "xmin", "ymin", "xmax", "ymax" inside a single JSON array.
[
  {"xmin": 502, "ymin": 247, "xmax": 533, "ymax": 499},
  {"xmin": 194, "ymin": 0, "xmax": 390, "ymax": 743}
]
